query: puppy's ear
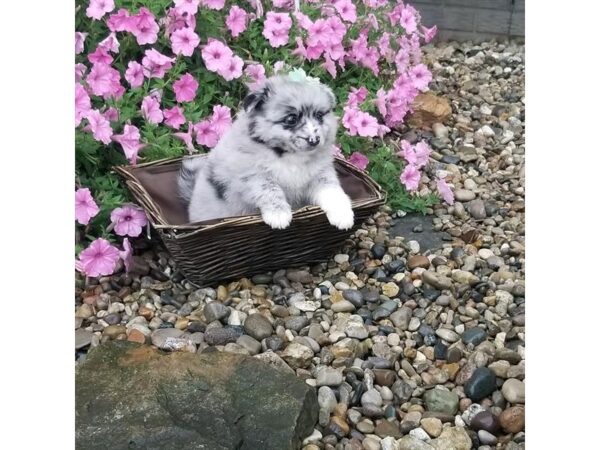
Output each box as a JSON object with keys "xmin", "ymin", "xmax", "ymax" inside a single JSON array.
[
  {"xmin": 322, "ymin": 85, "xmax": 336, "ymax": 109},
  {"xmin": 242, "ymin": 82, "xmax": 272, "ymax": 113}
]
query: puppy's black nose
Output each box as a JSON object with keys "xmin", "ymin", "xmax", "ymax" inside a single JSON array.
[{"xmin": 308, "ymin": 136, "xmax": 320, "ymax": 147}]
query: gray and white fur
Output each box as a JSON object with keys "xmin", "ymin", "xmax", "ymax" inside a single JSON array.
[{"xmin": 178, "ymin": 74, "xmax": 354, "ymax": 230}]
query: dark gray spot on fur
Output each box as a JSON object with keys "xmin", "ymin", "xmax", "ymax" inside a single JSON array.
[{"xmin": 207, "ymin": 168, "xmax": 228, "ymax": 200}]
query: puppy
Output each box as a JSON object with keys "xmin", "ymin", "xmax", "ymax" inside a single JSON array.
[{"xmin": 178, "ymin": 74, "xmax": 354, "ymax": 230}]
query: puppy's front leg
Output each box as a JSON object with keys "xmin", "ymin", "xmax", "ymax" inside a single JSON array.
[
  {"xmin": 310, "ymin": 169, "xmax": 354, "ymax": 230},
  {"xmin": 242, "ymin": 176, "xmax": 292, "ymax": 229}
]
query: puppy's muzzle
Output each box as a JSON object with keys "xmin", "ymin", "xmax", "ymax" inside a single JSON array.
[{"xmin": 307, "ymin": 136, "xmax": 320, "ymax": 147}]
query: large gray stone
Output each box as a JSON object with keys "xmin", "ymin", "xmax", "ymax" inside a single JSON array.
[{"xmin": 76, "ymin": 341, "xmax": 318, "ymax": 450}]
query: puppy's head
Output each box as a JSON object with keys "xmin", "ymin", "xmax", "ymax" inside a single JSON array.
[{"xmin": 243, "ymin": 75, "xmax": 338, "ymax": 156}]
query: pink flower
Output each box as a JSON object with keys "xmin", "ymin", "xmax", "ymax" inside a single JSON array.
[
  {"xmin": 322, "ymin": 54, "xmax": 337, "ymax": 78},
  {"xmin": 75, "ymin": 83, "xmax": 91, "ymax": 127},
  {"xmin": 399, "ymin": 140, "xmax": 431, "ymax": 168},
  {"xmin": 307, "ymin": 18, "xmax": 331, "ymax": 47},
  {"xmin": 350, "ymin": 111, "xmax": 379, "ymax": 137},
  {"xmin": 99, "ymin": 33, "xmax": 120, "ymax": 53},
  {"xmin": 342, "ymin": 106, "xmax": 359, "ymax": 134},
  {"xmin": 112, "ymin": 124, "xmax": 146, "ymax": 164},
  {"xmin": 436, "ymin": 177, "xmax": 454, "ymax": 205},
  {"xmin": 120, "ymin": 238, "xmax": 134, "ymax": 273},
  {"xmin": 75, "ymin": 188, "xmax": 99, "ymax": 225},
  {"xmin": 125, "ymin": 61, "xmax": 144, "ymax": 88},
  {"xmin": 173, "ymin": 73, "xmax": 199, "ymax": 103},
  {"xmin": 210, "ymin": 105, "xmax": 232, "ymax": 136},
  {"xmin": 141, "ymin": 49, "xmax": 175, "ymax": 79},
  {"xmin": 395, "ymin": 47, "xmax": 410, "ymax": 73},
  {"xmin": 174, "ymin": 0, "xmax": 200, "ymax": 15},
  {"xmin": 78, "ymin": 238, "xmax": 120, "ymax": 277},
  {"xmin": 86, "ymin": 62, "xmax": 121, "ymax": 98},
  {"xmin": 86, "ymin": 0, "xmax": 114, "ymax": 20},
  {"xmin": 400, "ymin": 164, "xmax": 421, "ymax": 191},
  {"xmin": 218, "ymin": 55, "xmax": 244, "ymax": 81},
  {"xmin": 334, "ymin": 0, "xmax": 357, "ymax": 23},
  {"xmin": 226, "ymin": 6, "xmax": 248, "ymax": 37},
  {"xmin": 107, "ymin": 8, "xmax": 135, "ymax": 32},
  {"xmin": 111, "ymin": 205, "xmax": 148, "ymax": 237},
  {"xmin": 170, "ymin": 27, "xmax": 200, "ymax": 56},
  {"xmin": 85, "ymin": 109, "xmax": 113, "ymax": 144},
  {"xmin": 141, "ymin": 95, "xmax": 163, "ymax": 124},
  {"xmin": 131, "ymin": 8, "xmax": 159, "ymax": 45},
  {"xmin": 292, "ymin": 37, "xmax": 308, "ymax": 59},
  {"xmin": 201, "ymin": 40, "xmax": 234, "ymax": 73},
  {"xmin": 400, "ymin": 5, "xmax": 418, "ymax": 34},
  {"xmin": 421, "ymin": 25, "xmax": 437, "ymax": 43},
  {"xmin": 347, "ymin": 86, "xmax": 368, "ymax": 108},
  {"xmin": 103, "ymin": 106, "xmax": 119, "ymax": 122},
  {"xmin": 75, "ymin": 63, "xmax": 87, "ymax": 82},
  {"xmin": 88, "ymin": 46, "xmax": 113, "ymax": 65},
  {"xmin": 348, "ymin": 152, "xmax": 369, "ymax": 171},
  {"xmin": 173, "ymin": 122, "xmax": 196, "ymax": 153},
  {"xmin": 375, "ymin": 88, "xmax": 387, "ymax": 117},
  {"xmin": 163, "ymin": 4, "xmax": 197, "ymax": 35},
  {"xmin": 262, "ymin": 12, "xmax": 292, "ymax": 48},
  {"xmin": 294, "ymin": 11, "xmax": 313, "ymax": 30},
  {"xmin": 195, "ymin": 120, "xmax": 219, "ymax": 148},
  {"xmin": 409, "ymin": 64, "xmax": 432, "ymax": 91},
  {"xmin": 202, "ymin": 0, "xmax": 225, "ymax": 10},
  {"xmin": 75, "ymin": 32, "xmax": 87, "ymax": 54},
  {"xmin": 163, "ymin": 106, "xmax": 186, "ymax": 129},
  {"xmin": 244, "ymin": 63, "xmax": 266, "ymax": 90}
]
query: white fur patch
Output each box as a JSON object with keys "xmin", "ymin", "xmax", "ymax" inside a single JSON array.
[
  {"xmin": 262, "ymin": 209, "xmax": 293, "ymax": 229},
  {"xmin": 315, "ymin": 186, "xmax": 354, "ymax": 230}
]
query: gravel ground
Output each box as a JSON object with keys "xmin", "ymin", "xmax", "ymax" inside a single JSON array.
[{"xmin": 75, "ymin": 40, "xmax": 525, "ymax": 450}]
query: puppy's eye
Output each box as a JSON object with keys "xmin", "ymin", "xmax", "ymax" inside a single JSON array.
[
  {"xmin": 283, "ymin": 114, "xmax": 298, "ymax": 125},
  {"xmin": 315, "ymin": 111, "xmax": 324, "ymax": 121}
]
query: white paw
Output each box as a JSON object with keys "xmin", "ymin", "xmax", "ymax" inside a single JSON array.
[
  {"xmin": 326, "ymin": 205, "xmax": 354, "ymax": 230},
  {"xmin": 262, "ymin": 209, "xmax": 293, "ymax": 229}
]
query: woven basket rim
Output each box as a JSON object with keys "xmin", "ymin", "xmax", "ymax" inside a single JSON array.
[{"xmin": 114, "ymin": 154, "xmax": 386, "ymax": 235}]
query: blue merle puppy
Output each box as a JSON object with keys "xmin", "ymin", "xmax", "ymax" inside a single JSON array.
[{"xmin": 178, "ymin": 74, "xmax": 354, "ymax": 230}]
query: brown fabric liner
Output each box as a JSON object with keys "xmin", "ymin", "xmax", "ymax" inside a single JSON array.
[{"xmin": 129, "ymin": 157, "xmax": 376, "ymax": 226}]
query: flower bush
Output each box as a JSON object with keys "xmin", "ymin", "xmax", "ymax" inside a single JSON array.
[{"xmin": 75, "ymin": 0, "xmax": 452, "ymax": 277}]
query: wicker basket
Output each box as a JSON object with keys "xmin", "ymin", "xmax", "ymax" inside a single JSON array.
[{"xmin": 115, "ymin": 155, "xmax": 385, "ymax": 286}]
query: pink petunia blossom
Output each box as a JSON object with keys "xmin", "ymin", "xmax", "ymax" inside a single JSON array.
[
  {"xmin": 262, "ymin": 12, "xmax": 292, "ymax": 48},
  {"xmin": 201, "ymin": 40, "xmax": 234, "ymax": 73},
  {"xmin": 377, "ymin": 124, "xmax": 391, "ymax": 138},
  {"xmin": 348, "ymin": 152, "xmax": 369, "ymax": 171},
  {"xmin": 421, "ymin": 24, "xmax": 437, "ymax": 43},
  {"xmin": 409, "ymin": 64, "xmax": 432, "ymax": 91},
  {"xmin": 174, "ymin": 0, "xmax": 200, "ymax": 15},
  {"xmin": 112, "ymin": 124, "xmax": 146, "ymax": 164},
  {"xmin": 75, "ymin": 83, "xmax": 91, "ymax": 127},
  {"xmin": 88, "ymin": 46, "xmax": 113, "ymax": 65},
  {"xmin": 375, "ymin": 88, "xmax": 387, "ymax": 117},
  {"xmin": 210, "ymin": 105, "xmax": 232, "ymax": 136},
  {"xmin": 125, "ymin": 61, "xmax": 144, "ymax": 88},
  {"xmin": 400, "ymin": 5, "xmax": 418, "ymax": 34},
  {"xmin": 173, "ymin": 122, "xmax": 196, "ymax": 153},
  {"xmin": 107, "ymin": 8, "xmax": 135, "ymax": 32},
  {"xmin": 141, "ymin": 49, "xmax": 175, "ymax": 79},
  {"xmin": 86, "ymin": 0, "xmax": 114, "ymax": 21},
  {"xmin": 305, "ymin": 44, "xmax": 325, "ymax": 61},
  {"xmin": 170, "ymin": 27, "xmax": 200, "ymax": 56},
  {"xmin": 75, "ymin": 63, "xmax": 87, "ymax": 82},
  {"xmin": 322, "ymin": 54, "xmax": 337, "ymax": 78},
  {"xmin": 399, "ymin": 140, "xmax": 431, "ymax": 168},
  {"xmin": 294, "ymin": 11, "xmax": 313, "ymax": 30},
  {"xmin": 102, "ymin": 107, "xmax": 119, "ymax": 123},
  {"xmin": 226, "ymin": 6, "xmax": 248, "ymax": 37},
  {"xmin": 292, "ymin": 37, "xmax": 308, "ymax": 59},
  {"xmin": 75, "ymin": 32, "xmax": 87, "ymax": 54},
  {"xmin": 347, "ymin": 86, "xmax": 368, "ymax": 108},
  {"xmin": 218, "ymin": 55, "xmax": 244, "ymax": 81},
  {"xmin": 163, "ymin": 4, "xmax": 197, "ymax": 35},
  {"xmin": 307, "ymin": 18, "xmax": 331, "ymax": 47},
  {"xmin": 394, "ymin": 47, "xmax": 410, "ymax": 73},
  {"xmin": 400, "ymin": 164, "xmax": 421, "ymax": 192},
  {"xmin": 334, "ymin": 0, "xmax": 357, "ymax": 23},
  {"xmin": 99, "ymin": 32, "xmax": 120, "ymax": 53},
  {"xmin": 119, "ymin": 237, "xmax": 134, "ymax": 273},
  {"xmin": 244, "ymin": 63, "xmax": 266, "ymax": 90},
  {"xmin": 202, "ymin": 0, "xmax": 226, "ymax": 10},
  {"xmin": 272, "ymin": 0, "xmax": 293, "ymax": 7},
  {"xmin": 350, "ymin": 111, "xmax": 379, "ymax": 137},
  {"xmin": 75, "ymin": 188, "xmax": 99, "ymax": 225},
  {"xmin": 194, "ymin": 120, "xmax": 219, "ymax": 148},
  {"xmin": 110, "ymin": 205, "xmax": 148, "ymax": 237},
  {"xmin": 141, "ymin": 95, "xmax": 163, "ymax": 124},
  {"xmin": 85, "ymin": 109, "xmax": 113, "ymax": 144},
  {"xmin": 342, "ymin": 106, "xmax": 360, "ymax": 134},
  {"xmin": 131, "ymin": 7, "xmax": 159, "ymax": 45},
  {"xmin": 173, "ymin": 73, "xmax": 199, "ymax": 103},
  {"xmin": 436, "ymin": 176, "xmax": 455, "ymax": 205},
  {"xmin": 163, "ymin": 106, "xmax": 186, "ymax": 129},
  {"xmin": 326, "ymin": 16, "xmax": 346, "ymax": 43},
  {"xmin": 78, "ymin": 238, "xmax": 120, "ymax": 277},
  {"xmin": 86, "ymin": 62, "xmax": 121, "ymax": 98}
]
